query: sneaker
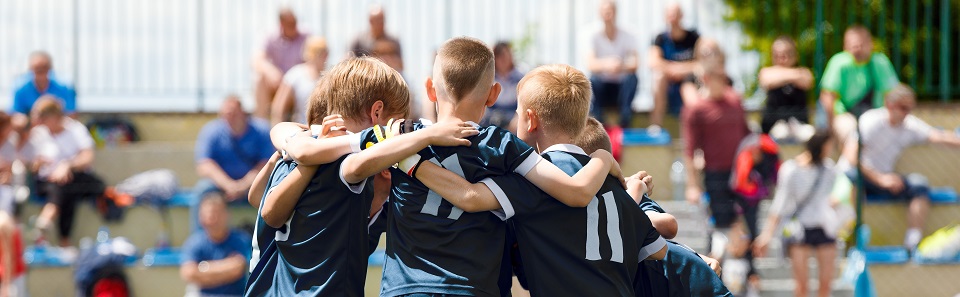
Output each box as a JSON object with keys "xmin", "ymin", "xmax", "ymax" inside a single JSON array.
[
  {"xmin": 905, "ymin": 228, "xmax": 923, "ymax": 252},
  {"xmin": 646, "ymin": 124, "xmax": 662, "ymax": 136}
]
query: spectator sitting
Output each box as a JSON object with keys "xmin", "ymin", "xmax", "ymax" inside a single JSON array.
[
  {"xmin": 12, "ymin": 51, "xmax": 76, "ymax": 117},
  {"xmin": 647, "ymin": 3, "xmax": 699, "ymax": 133},
  {"xmin": 269, "ymin": 36, "xmax": 328, "ymax": 126},
  {"xmin": 754, "ymin": 129, "xmax": 839, "ymax": 297},
  {"xmin": 587, "ymin": 0, "xmax": 639, "ymax": 129},
  {"xmin": 180, "ymin": 194, "xmax": 251, "ymax": 297},
  {"xmin": 851, "ymin": 84, "xmax": 960, "ymax": 251},
  {"xmin": 349, "ymin": 4, "xmax": 403, "ymax": 72},
  {"xmin": 30, "ymin": 96, "xmax": 111, "ymax": 250},
  {"xmin": 759, "ymin": 36, "xmax": 815, "ymax": 142},
  {"xmin": 679, "ymin": 39, "xmax": 734, "ymax": 107},
  {"xmin": 253, "ymin": 7, "xmax": 308, "ymax": 120},
  {"xmin": 192, "ymin": 95, "xmax": 272, "ymax": 231},
  {"xmin": 820, "ymin": 25, "xmax": 899, "ymax": 143},
  {"xmin": 481, "ymin": 41, "xmax": 524, "ymax": 132}
]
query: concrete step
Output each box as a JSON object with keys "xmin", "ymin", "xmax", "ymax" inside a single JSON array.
[
  {"xmin": 91, "ymin": 141, "xmax": 198, "ymax": 188},
  {"xmin": 18, "ymin": 200, "xmax": 259, "ymax": 250},
  {"xmin": 80, "ymin": 112, "xmax": 217, "ymax": 143},
  {"xmin": 863, "ymin": 203, "xmax": 960, "ymax": 246}
]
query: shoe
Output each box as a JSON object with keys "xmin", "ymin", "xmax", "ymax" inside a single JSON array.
[
  {"xmin": 646, "ymin": 124, "xmax": 662, "ymax": 136},
  {"xmin": 904, "ymin": 228, "xmax": 923, "ymax": 253}
]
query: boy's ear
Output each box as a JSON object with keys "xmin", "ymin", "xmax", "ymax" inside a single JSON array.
[
  {"xmin": 485, "ymin": 82, "xmax": 502, "ymax": 107},
  {"xmin": 369, "ymin": 100, "xmax": 384, "ymax": 124},
  {"xmin": 525, "ymin": 108, "xmax": 539, "ymax": 133},
  {"xmin": 425, "ymin": 78, "xmax": 439, "ymax": 103}
]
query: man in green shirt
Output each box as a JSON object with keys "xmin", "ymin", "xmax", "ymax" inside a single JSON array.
[{"xmin": 819, "ymin": 25, "xmax": 899, "ymax": 141}]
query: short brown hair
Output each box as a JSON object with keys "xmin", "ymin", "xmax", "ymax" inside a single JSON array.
[
  {"xmin": 845, "ymin": 24, "xmax": 872, "ymax": 40},
  {"xmin": 306, "ymin": 57, "xmax": 410, "ymax": 125},
  {"xmin": 31, "ymin": 95, "xmax": 64, "ymax": 119},
  {"xmin": 434, "ymin": 37, "xmax": 495, "ymax": 101},
  {"xmin": 517, "ymin": 64, "xmax": 592, "ymax": 137},
  {"xmin": 574, "ymin": 117, "xmax": 612, "ymax": 153}
]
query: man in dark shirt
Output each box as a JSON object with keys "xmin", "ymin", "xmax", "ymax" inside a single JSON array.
[{"xmin": 647, "ymin": 3, "xmax": 699, "ymax": 133}]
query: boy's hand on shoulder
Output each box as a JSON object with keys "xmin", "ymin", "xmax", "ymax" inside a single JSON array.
[
  {"xmin": 423, "ymin": 121, "xmax": 479, "ymax": 147},
  {"xmin": 313, "ymin": 114, "xmax": 346, "ymax": 139},
  {"xmin": 698, "ymin": 253, "xmax": 722, "ymax": 276},
  {"xmin": 590, "ymin": 149, "xmax": 624, "ymax": 187}
]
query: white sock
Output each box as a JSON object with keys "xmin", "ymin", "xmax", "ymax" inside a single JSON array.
[{"xmin": 905, "ymin": 228, "xmax": 923, "ymax": 248}]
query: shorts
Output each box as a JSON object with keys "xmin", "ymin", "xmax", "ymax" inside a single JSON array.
[
  {"xmin": 801, "ymin": 228, "xmax": 835, "ymax": 247},
  {"xmin": 847, "ymin": 170, "xmax": 930, "ymax": 201}
]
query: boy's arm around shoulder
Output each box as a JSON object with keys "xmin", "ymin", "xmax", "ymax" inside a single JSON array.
[
  {"xmin": 260, "ymin": 164, "xmax": 319, "ymax": 228},
  {"xmin": 522, "ymin": 149, "xmax": 623, "ymax": 207},
  {"xmin": 248, "ymin": 152, "xmax": 281, "ymax": 208},
  {"xmin": 340, "ymin": 120, "xmax": 478, "ymax": 184},
  {"xmin": 414, "ymin": 160, "xmax": 504, "ymax": 213}
]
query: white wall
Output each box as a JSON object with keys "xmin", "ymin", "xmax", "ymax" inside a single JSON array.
[{"xmin": 0, "ymin": 0, "xmax": 760, "ymax": 113}]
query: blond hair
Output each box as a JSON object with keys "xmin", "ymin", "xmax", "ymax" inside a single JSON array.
[
  {"xmin": 303, "ymin": 36, "xmax": 328, "ymax": 62},
  {"xmin": 31, "ymin": 95, "xmax": 64, "ymax": 119},
  {"xmin": 694, "ymin": 38, "xmax": 727, "ymax": 78},
  {"xmin": 306, "ymin": 57, "xmax": 410, "ymax": 125},
  {"xmin": 573, "ymin": 117, "xmax": 612, "ymax": 153},
  {"xmin": 517, "ymin": 64, "xmax": 592, "ymax": 138},
  {"xmin": 434, "ymin": 37, "xmax": 495, "ymax": 102},
  {"xmin": 885, "ymin": 83, "xmax": 916, "ymax": 104}
]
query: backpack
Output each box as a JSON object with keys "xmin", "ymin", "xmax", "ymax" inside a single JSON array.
[
  {"xmin": 74, "ymin": 237, "xmax": 136, "ymax": 297},
  {"xmin": 729, "ymin": 133, "xmax": 781, "ymax": 204}
]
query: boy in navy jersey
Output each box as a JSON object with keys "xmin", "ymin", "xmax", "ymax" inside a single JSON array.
[
  {"xmin": 246, "ymin": 57, "xmax": 480, "ymax": 297},
  {"xmin": 279, "ymin": 38, "xmax": 622, "ymax": 297},
  {"xmin": 576, "ymin": 118, "xmax": 732, "ymax": 297},
  {"xmin": 413, "ymin": 64, "xmax": 668, "ymax": 296}
]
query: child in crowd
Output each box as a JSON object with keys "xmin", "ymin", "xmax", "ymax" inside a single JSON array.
[{"xmin": 413, "ymin": 64, "xmax": 667, "ymax": 296}]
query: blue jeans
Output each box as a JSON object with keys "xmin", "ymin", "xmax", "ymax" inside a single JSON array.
[{"xmin": 590, "ymin": 74, "xmax": 638, "ymax": 128}]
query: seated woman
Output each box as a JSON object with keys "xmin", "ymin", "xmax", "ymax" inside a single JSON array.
[{"xmin": 31, "ymin": 96, "xmax": 109, "ymax": 250}]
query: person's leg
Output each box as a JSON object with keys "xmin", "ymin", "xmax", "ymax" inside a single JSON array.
[
  {"xmin": 589, "ymin": 76, "xmax": 609, "ymax": 124},
  {"xmin": 650, "ymin": 72, "xmax": 668, "ymax": 128},
  {"xmin": 617, "ymin": 74, "xmax": 639, "ymax": 128},
  {"xmin": 789, "ymin": 244, "xmax": 811, "ymax": 297},
  {"xmin": 705, "ymin": 171, "xmax": 737, "ymax": 259},
  {"xmin": 254, "ymin": 76, "xmax": 278, "ymax": 120},
  {"xmin": 816, "ymin": 243, "xmax": 837, "ymax": 297},
  {"xmin": 903, "ymin": 174, "xmax": 931, "ymax": 248},
  {"xmin": 35, "ymin": 180, "xmax": 62, "ymax": 243},
  {"xmin": 54, "ymin": 187, "xmax": 77, "ymax": 247},
  {"xmin": 190, "ymin": 179, "xmax": 222, "ymax": 232}
]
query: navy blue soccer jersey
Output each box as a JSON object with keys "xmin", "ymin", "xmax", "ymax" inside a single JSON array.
[
  {"xmin": 264, "ymin": 126, "xmax": 389, "ymax": 296},
  {"xmin": 379, "ymin": 122, "xmax": 539, "ymax": 297},
  {"xmin": 245, "ymin": 159, "xmax": 296, "ymax": 297},
  {"xmin": 638, "ymin": 194, "xmax": 666, "ymax": 214},
  {"xmin": 484, "ymin": 144, "xmax": 667, "ymax": 297},
  {"xmin": 632, "ymin": 196, "xmax": 732, "ymax": 297}
]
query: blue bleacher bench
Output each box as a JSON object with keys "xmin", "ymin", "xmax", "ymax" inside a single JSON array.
[{"xmin": 621, "ymin": 129, "xmax": 672, "ymax": 146}]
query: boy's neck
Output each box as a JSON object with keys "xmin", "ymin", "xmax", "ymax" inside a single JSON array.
[
  {"xmin": 436, "ymin": 99, "xmax": 485, "ymax": 124},
  {"xmin": 531, "ymin": 130, "xmax": 575, "ymax": 154}
]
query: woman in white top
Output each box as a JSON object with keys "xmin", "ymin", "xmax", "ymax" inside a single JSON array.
[
  {"xmin": 270, "ymin": 36, "xmax": 328, "ymax": 125},
  {"xmin": 31, "ymin": 96, "xmax": 108, "ymax": 249},
  {"xmin": 754, "ymin": 129, "xmax": 838, "ymax": 297}
]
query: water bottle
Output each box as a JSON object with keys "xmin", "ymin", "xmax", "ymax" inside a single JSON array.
[
  {"xmin": 156, "ymin": 231, "xmax": 170, "ymax": 249},
  {"xmin": 97, "ymin": 226, "xmax": 110, "ymax": 243},
  {"xmin": 670, "ymin": 158, "xmax": 685, "ymax": 201}
]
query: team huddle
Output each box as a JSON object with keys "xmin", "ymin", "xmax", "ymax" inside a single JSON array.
[{"xmin": 241, "ymin": 37, "xmax": 731, "ymax": 297}]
